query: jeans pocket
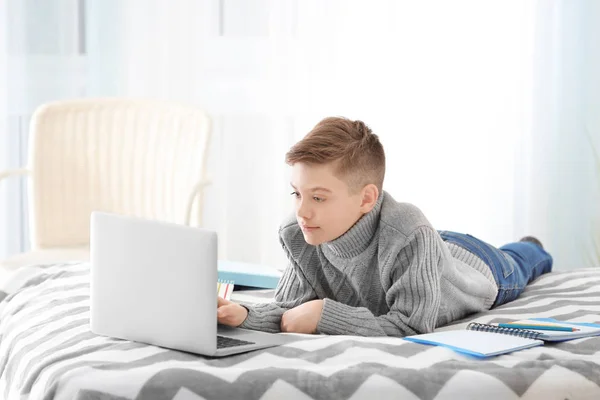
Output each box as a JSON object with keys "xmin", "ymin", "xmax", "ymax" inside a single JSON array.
[{"xmin": 501, "ymin": 254, "xmax": 515, "ymax": 279}]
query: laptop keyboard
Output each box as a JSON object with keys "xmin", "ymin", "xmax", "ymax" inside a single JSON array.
[{"xmin": 217, "ymin": 335, "xmax": 256, "ymax": 349}]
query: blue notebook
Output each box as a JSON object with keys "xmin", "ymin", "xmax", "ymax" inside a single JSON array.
[
  {"xmin": 405, "ymin": 328, "xmax": 543, "ymax": 358},
  {"xmin": 405, "ymin": 319, "xmax": 600, "ymax": 358},
  {"xmin": 217, "ymin": 260, "xmax": 282, "ymax": 289}
]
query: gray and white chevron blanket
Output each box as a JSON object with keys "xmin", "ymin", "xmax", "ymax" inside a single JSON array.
[{"xmin": 0, "ymin": 262, "xmax": 599, "ymax": 400}]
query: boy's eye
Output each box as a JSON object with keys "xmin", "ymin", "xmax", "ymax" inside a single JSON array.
[
  {"xmin": 290, "ymin": 191, "xmax": 300, "ymax": 198},
  {"xmin": 313, "ymin": 196, "xmax": 324, "ymax": 203}
]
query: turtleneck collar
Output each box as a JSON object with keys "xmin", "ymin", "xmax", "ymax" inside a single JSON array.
[{"xmin": 322, "ymin": 192, "xmax": 384, "ymax": 259}]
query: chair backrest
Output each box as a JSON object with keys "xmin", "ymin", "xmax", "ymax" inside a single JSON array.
[{"xmin": 27, "ymin": 98, "xmax": 211, "ymax": 250}]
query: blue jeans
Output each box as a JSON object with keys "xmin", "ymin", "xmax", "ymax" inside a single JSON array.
[{"xmin": 438, "ymin": 231, "xmax": 553, "ymax": 307}]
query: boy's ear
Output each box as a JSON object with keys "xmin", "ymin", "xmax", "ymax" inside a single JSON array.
[{"xmin": 359, "ymin": 184, "xmax": 379, "ymax": 214}]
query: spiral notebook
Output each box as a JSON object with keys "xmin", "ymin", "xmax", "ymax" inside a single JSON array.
[
  {"xmin": 404, "ymin": 324, "xmax": 543, "ymax": 358},
  {"xmin": 405, "ymin": 320, "xmax": 600, "ymax": 358}
]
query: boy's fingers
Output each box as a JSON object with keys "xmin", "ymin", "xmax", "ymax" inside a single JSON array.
[
  {"xmin": 217, "ymin": 307, "xmax": 231, "ymax": 324},
  {"xmin": 217, "ymin": 304, "xmax": 235, "ymax": 318},
  {"xmin": 217, "ymin": 304, "xmax": 247, "ymax": 327},
  {"xmin": 217, "ymin": 296, "xmax": 230, "ymax": 307}
]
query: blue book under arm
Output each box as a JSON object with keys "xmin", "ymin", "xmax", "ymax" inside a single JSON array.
[{"xmin": 217, "ymin": 260, "xmax": 282, "ymax": 289}]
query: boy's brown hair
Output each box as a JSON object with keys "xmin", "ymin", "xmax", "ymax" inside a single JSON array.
[{"xmin": 285, "ymin": 117, "xmax": 386, "ymax": 193}]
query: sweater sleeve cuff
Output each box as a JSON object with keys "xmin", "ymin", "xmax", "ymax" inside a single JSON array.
[
  {"xmin": 316, "ymin": 298, "xmax": 349, "ymax": 335},
  {"xmin": 316, "ymin": 298, "xmax": 385, "ymax": 336},
  {"xmin": 238, "ymin": 302, "xmax": 284, "ymax": 333}
]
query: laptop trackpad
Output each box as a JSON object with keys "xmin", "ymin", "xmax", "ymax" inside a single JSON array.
[
  {"xmin": 217, "ymin": 324, "xmax": 275, "ymax": 342},
  {"xmin": 217, "ymin": 324, "xmax": 311, "ymax": 346}
]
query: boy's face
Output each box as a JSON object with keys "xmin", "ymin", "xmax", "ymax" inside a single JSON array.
[{"xmin": 290, "ymin": 162, "xmax": 366, "ymax": 245}]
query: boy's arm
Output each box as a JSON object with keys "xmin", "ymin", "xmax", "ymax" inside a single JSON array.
[
  {"xmin": 316, "ymin": 226, "xmax": 443, "ymax": 337},
  {"xmin": 239, "ymin": 258, "xmax": 318, "ymax": 333}
]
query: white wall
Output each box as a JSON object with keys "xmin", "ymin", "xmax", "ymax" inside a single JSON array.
[{"xmin": 83, "ymin": 0, "xmax": 540, "ymax": 270}]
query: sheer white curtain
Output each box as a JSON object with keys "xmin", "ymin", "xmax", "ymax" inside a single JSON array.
[
  {"xmin": 0, "ymin": 0, "xmax": 8, "ymax": 259},
  {"xmin": 2, "ymin": 0, "xmax": 598, "ymax": 271},
  {"xmin": 586, "ymin": 1, "xmax": 600, "ymax": 268},
  {"xmin": 0, "ymin": 0, "xmax": 86, "ymax": 261},
  {"xmin": 522, "ymin": 0, "xmax": 599, "ymax": 270}
]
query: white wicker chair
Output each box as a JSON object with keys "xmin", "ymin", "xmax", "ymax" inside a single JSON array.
[{"xmin": 0, "ymin": 98, "xmax": 212, "ymax": 274}]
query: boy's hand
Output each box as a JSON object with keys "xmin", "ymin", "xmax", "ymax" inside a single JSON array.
[
  {"xmin": 281, "ymin": 299, "xmax": 324, "ymax": 334},
  {"xmin": 217, "ymin": 296, "xmax": 248, "ymax": 327}
]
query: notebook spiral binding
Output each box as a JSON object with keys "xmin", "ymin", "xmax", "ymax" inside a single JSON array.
[{"xmin": 466, "ymin": 322, "xmax": 543, "ymax": 340}]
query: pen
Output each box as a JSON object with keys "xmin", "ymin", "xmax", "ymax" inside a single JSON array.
[{"xmin": 498, "ymin": 323, "xmax": 579, "ymax": 332}]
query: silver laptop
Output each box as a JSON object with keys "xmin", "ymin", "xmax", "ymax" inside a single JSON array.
[{"xmin": 90, "ymin": 211, "xmax": 295, "ymax": 357}]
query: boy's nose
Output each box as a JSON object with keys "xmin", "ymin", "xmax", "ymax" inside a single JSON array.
[{"xmin": 296, "ymin": 201, "xmax": 312, "ymax": 220}]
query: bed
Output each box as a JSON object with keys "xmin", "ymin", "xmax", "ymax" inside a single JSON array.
[{"xmin": 0, "ymin": 262, "xmax": 599, "ymax": 400}]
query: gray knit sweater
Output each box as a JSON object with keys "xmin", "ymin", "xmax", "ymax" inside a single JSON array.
[{"xmin": 240, "ymin": 191, "xmax": 498, "ymax": 337}]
